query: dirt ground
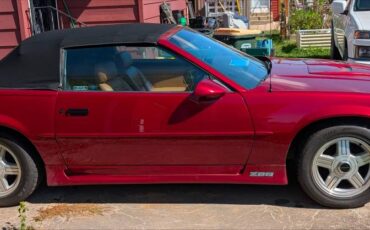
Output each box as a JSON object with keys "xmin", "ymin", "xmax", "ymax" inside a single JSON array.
[{"xmin": 1, "ymin": 181, "xmax": 369, "ymax": 229}]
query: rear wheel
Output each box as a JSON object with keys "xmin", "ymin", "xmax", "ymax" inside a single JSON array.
[
  {"xmin": 0, "ymin": 138, "xmax": 39, "ymax": 207},
  {"xmin": 298, "ymin": 126, "xmax": 370, "ymax": 208}
]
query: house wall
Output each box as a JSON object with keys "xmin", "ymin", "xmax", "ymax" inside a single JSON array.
[
  {"xmin": 0, "ymin": 0, "xmax": 186, "ymax": 60},
  {"xmin": 0, "ymin": 0, "xmax": 30, "ymax": 60},
  {"xmin": 192, "ymin": 0, "xmax": 279, "ymax": 21},
  {"xmin": 250, "ymin": 0, "xmax": 279, "ymax": 20},
  {"xmin": 141, "ymin": 0, "xmax": 187, "ymax": 23},
  {"xmin": 57, "ymin": 0, "xmax": 140, "ymax": 26},
  {"xmin": 57, "ymin": 0, "xmax": 186, "ymax": 25},
  {"xmin": 271, "ymin": 0, "xmax": 280, "ymax": 21},
  {"xmin": 0, "ymin": 0, "xmax": 19, "ymax": 59}
]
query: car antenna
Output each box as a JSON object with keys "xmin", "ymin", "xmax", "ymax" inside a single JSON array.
[
  {"xmin": 269, "ymin": 0, "xmax": 272, "ymax": 93},
  {"xmin": 269, "ymin": 66, "xmax": 272, "ymax": 92},
  {"xmin": 267, "ymin": 58, "xmax": 272, "ymax": 92},
  {"xmin": 259, "ymin": 56, "xmax": 272, "ymax": 92}
]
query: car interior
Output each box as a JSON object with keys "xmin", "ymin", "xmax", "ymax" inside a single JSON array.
[{"xmin": 65, "ymin": 45, "xmax": 209, "ymax": 92}]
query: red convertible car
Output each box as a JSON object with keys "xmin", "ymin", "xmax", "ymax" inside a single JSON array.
[{"xmin": 0, "ymin": 24, "xmax": 370, "ymax": 208}]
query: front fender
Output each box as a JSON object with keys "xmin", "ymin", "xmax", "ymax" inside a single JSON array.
[
  {"xmin": 296, "ymin": 104, "xmax": 370, "ymax": 134},
  {"xmin": 246, "ymin": 94, "xmax": 370, "ymax": 166}
]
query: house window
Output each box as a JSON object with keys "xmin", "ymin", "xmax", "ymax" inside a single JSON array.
[{"xmin": 251, "ymin": 0, "xmax": 270, "ymax": 13}]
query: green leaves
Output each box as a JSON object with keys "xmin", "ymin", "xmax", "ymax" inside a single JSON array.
[{"xmin": 289, "ymin": 9, "xmax": 324, "ymax": 33}]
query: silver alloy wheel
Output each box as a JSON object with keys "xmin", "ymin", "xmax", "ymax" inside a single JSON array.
[
  {"xmin": 312, "ymin": 137, "xmax": 370, "ymax": 198},
  {"xmin": 0, "ymin": 145, "xmax": 21, "ymax": 198}
]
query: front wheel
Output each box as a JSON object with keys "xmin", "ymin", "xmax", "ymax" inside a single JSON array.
[{"xmin": 298, "ymin": 126, "xmax": 370, "ymax": 208}]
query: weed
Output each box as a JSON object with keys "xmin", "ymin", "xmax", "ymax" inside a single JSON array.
[{"xmin": 18, "ymin": 202, "xmax": 34, "ymax": 230}]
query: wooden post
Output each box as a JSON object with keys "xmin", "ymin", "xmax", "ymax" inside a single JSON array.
[
  {"xmin": 137, "ymin": 0, "xmax": 144, "ymax": 23},
  {"xmin": 285, "ymin": 0, "xmax": 289, "ymax": 19},
  {"xmin": 285, "ymin": 0, "xmax": 290, "ymax": 37},
  {"xmin": 279, "ymin": 0, "xmax": 290, "ymax": 38},
  {"xmin": 16, "ymin": 0, "xmax": 32, "ymax": 40}
]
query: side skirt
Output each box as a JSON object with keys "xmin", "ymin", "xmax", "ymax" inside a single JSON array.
[{"xmin": 45, "ymin": 165, "xmax": 288, "ymax": 186}]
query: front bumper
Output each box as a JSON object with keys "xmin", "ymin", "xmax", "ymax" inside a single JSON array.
[{"xmin": 351, "ymin": 39, "xmax": 370, "ymax": 63}]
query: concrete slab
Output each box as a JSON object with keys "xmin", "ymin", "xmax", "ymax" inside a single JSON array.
[{"xmin": 1, "ymin": 182, "xmax": 369, "ymax": 229}]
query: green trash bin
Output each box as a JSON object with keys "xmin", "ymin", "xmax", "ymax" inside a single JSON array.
[
  {"xmin": 213, "ymin": 34, "xmax": 257, "ymax": 49},
  {"xmin": 213, "ymin": 28, "xmax": 261, "ymax": 50},
  {"xmin": 241, "ymin": 39, "xmax": 275, "ymax": 57}
]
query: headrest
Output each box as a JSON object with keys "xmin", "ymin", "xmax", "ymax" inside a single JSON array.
[
  {"xmin": 95, "ymin": 61, "xmax": 117, "ymax": 78},
  {"xmin": 97, "ymin": 72, "xmax": 108, "ymax": 83},
  {"xmin": 118, "ymin": 52, "xmax": 133, "ymax": 68}
]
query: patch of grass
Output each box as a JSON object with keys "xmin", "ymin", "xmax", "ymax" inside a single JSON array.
[
  {"xmin": 275, "ymin": 40, "xmax": 330, "ymax": 59},
  {"xmin": 262, "ymin": 33, "xmax": 330, "ymax": 59},
  {"xmin": 33, "ymin": 204, "xmax": 104, "ymax": 222}
]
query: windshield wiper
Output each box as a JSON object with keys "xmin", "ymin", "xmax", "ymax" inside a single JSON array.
[{"xmin": 257, "ymin": 56, "xmax": 272, "ymax": 74}]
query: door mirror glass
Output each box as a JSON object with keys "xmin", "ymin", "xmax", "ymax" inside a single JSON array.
[
  {"xmin": 332, "ymin": 0, "xmax": 348, "ymax": 14},
  {"xmin": 193, "ymin": 79, "xmax": 227, "ymax": 101}
]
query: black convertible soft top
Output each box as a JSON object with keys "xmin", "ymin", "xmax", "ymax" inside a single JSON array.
[{"xmin": 0, "ymin": 23, "xmax": 176, "ymax": 89}]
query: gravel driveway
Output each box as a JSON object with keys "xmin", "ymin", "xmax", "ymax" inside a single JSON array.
[{"xmin": 1, "ymin": 181, "xmax": 369, "ymax": 229}]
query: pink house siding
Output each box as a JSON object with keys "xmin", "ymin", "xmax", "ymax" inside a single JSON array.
[
  {"xmin": 0, "ymin": 0, "xmax": 27, "ymax": 59},
  {"xmin": 57, "ymin": 0, "xmax": 140, "ymax": 26},
  {"xmin": 271, "ymin": 0, "xmax": 280, "ymax": 21},
  {"xmin": 0, "ymin": 0, "xmax": 186, "ymax": 60},
  {"xmin": 142, "ymin": 0, "xmax": 187, "ymax": 23}
]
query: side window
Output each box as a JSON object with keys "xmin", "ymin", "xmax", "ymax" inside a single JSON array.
[{"xmin": 64, "ymin": 45, "xmax": 210, "ymax": 92}]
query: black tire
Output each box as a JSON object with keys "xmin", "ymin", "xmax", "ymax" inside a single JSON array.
[
  {"xmin": 343, "ymin": 41, "xmax": 349, "ymax": 61},
  {"xmin": 0, "ymin": 138, "xmax": 39, "ymax": 207},
  {"xmin": 298, "ymin": 126, "xmax": 370, "ymax": 208},
  {"xmin": 330, "ymin": 23, "xmax": 341, "ymax": 60}
]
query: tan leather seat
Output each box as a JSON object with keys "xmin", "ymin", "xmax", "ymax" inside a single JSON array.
[
  {"xmin": 95, "ymin": 61, "xmax": 133, "ymax": 92},
  {"xmin": 117, "ymin": 52, "xmax": 152, "ymax": 91},
  {"xmin": 97, "ymin": 72, "xmax": 114, "ymax": 91}
]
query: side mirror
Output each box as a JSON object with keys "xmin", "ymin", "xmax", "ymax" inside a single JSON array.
[
  {"xmin": 332, "ymin": 0, "xmax": 347, "ymax": 15},
  {"xmin": 192, "ymin": 79, "xmax": 227, "ymax": 102}
]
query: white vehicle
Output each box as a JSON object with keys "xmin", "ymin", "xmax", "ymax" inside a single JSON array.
[{"xmin": 331, "ymin": 0, "xmax": 370, "ymax": 64}]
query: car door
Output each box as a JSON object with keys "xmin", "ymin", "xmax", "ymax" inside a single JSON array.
[{"xmin": 56, "ymin": 45, "xmax": 254, "ymax": 175}]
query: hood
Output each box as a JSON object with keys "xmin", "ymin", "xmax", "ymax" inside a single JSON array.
[
  {"xmin": 353, "ymin": 11, "xmax": 370, "ymax": 30},
  {"xmin": 270, "ymin": 58, "xmax": 370, "ymax": 94}
]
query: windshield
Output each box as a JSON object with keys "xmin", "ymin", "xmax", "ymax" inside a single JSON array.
[
  {"xmin": 168, "ymin": 29, "xmax": 268, "ymax": 89},
  {"xmin": 355, "ymin": 0, "xmax": 370, "ymax": 11}
]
